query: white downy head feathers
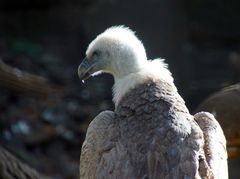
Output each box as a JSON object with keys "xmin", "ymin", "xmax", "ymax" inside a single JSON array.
[{"xmin": 85, "ymin": 26, "xmax": 173, "ymax": 105}]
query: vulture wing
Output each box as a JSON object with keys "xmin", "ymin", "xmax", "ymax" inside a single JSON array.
[
  {"xmin": 194, "ymin": 112, "xmax": 228, "ymax": 179},
  {"xmin": 80, "ymin": 110, "xmax": 121, "ymax": 179}
]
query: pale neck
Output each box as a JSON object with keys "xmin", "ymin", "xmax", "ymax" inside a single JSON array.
[
  {"xmin": 111, "ymin": 57, "xmax": 147, "ymax": 81},
  {"xmin": 112, "ymin": 58, "xmax": 174, "ymax": 107}
]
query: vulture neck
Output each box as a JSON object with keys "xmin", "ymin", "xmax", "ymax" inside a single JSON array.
[
  {"xmin": 111, "ymin": 55, "xmax": 146, "ymax": 81},
  {"xmin": 112, "ymin": 59, "xmax": 174, "ymax": 107}
]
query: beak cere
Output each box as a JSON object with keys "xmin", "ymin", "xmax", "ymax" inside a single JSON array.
[{"xmin": 78, "ymin": 57, "xmax": 93, "ymax": 80}]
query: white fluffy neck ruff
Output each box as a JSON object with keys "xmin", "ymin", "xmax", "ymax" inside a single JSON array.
[{"xmin": 113, "ymin": 58, "xmax": 174, "ymax": 107}]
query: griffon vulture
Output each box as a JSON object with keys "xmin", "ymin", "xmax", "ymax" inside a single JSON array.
[{"xmin": 78, "ymin": 26, "xmax": 228, "ymax": 179}]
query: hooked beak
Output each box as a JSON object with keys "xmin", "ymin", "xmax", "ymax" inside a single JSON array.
[{"xmin": 78, "ymin": 57, "xmax": 95, "ymax": 80}]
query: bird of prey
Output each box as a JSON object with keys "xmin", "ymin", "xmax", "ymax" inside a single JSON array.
[{"xmin": 78, "ymin": 26, "xmax": 228, "ymax": 179}]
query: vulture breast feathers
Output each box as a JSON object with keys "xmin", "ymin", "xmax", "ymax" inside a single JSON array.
[{"xmin": 78, "ymin": 26, "xmax": 228, "ymax": 179}]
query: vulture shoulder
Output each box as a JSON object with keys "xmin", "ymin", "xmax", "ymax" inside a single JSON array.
[
  {"xmin": 80, "ymin": 110, "xmax": 119, "ymax": 179},
  {"xmin": 194, "ymin": 112, "xmax": 228, "ymax": 179},
  {"xmin": 80, "ymin": 82, "xmax": 228, "ymax": 179}
]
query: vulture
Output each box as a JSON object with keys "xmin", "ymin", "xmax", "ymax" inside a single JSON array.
[{"xmin": 78, "ymin": 26, "xmax": 228, "ymax": 179}]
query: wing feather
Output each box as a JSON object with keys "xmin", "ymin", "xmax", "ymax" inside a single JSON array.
[
  {"xmin": 80, "ymin": 110, "xmax": 117, "ymax": 179},
  {"xmin": 194, "ymin": 112, "xmax": 228, "ymax": 179}
]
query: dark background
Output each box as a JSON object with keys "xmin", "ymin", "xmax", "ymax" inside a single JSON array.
[{"xmin": 0, "ymin": 0, "xmax": 240, "ymax": 178}]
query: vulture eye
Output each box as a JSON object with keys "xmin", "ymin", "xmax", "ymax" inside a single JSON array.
[{"xmin": 92, "ymin": 50, "xmax": 101, "ymax": 57}]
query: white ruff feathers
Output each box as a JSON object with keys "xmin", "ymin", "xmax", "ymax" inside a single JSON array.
[{"xmin": 113, "ymin": 58, "xmax": 174, "ymax": 106}]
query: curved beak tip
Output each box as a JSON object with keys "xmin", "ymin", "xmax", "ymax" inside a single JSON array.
[
  {"xmin": 77, "ymin": 65, "xmax": 83, "ymax": 78},
  {"xmin": 77, "ymin": 57, "xmax": 92, "ymax": 81},
  {"xmin": 78, "ymin": 66, "xmax": 89, "ymax": 80}
]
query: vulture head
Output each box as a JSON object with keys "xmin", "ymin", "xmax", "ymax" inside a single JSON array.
[
  {"xmin": 78, "ymin": 26, "xmax": 148, "ymax": 81},
  {"xmin": 78, "ymin": 26, "xmax": 173, "ymax": 104}
]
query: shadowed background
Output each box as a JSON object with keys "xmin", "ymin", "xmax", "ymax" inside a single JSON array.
[{"xmin": 0, "ymin": 0, "xmax": 240, "ymax": 178}]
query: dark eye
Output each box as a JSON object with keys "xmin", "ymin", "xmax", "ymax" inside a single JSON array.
[{"xmin": 92, "ymin": 50, "xmax": 101, "ymax": 57}]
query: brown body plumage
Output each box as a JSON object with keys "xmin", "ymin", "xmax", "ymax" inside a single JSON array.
[{"xmin": 80, "ymin": 80, "xmax": 227, "ymax": 179}]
